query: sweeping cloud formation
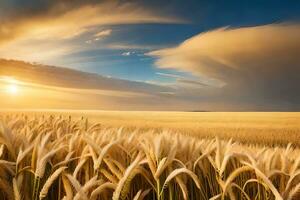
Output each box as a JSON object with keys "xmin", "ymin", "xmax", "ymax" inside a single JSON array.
[
  {"xmin": 0, "ymin": 1, "xmax": 183, "ymax": 43},
  {"xmin": 0, "ymin": 0, "xmax": 184, "ymax": 62},
  {"xmin": 149, "ymin": 23, "xmax": 300, "ymax": 110}
]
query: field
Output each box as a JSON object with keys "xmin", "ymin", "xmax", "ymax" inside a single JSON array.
[
  {"xmin": 0, "ymin": 111, "xmax": 299, "ymax": 199},
  {"xmin": 4, "ymin": 111, "xmax": 300, "ymax": 146}
]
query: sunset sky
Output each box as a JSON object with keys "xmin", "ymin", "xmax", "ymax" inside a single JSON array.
[{"xmin": 0, "ymin": 0, "xmax": 300, "ymax": 111}]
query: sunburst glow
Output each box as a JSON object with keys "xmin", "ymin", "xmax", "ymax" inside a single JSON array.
[
  {"xmin": 1, "ymin": 77, "xmax": 21, "ymax": 96},
  {"xmin": 5, "ymin": 84, "xmax": 19, "ymax": 95}
]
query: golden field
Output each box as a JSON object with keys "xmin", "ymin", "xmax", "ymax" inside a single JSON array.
[
  {"xmin": 0, "ymin": 112, "xmax": 299, "ymax": 200},
  {"xmin": 4, "ymin": 111, "xmax": 300, "ymax": 146}
]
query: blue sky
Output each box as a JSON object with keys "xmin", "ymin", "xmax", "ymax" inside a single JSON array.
[{"xmin": 0, "ymin": 0, "xmax": 300, "ymax": 110}]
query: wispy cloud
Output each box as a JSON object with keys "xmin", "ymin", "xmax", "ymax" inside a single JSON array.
[
  {"xmin": 106, "ymin": 43, "xmax": 167, "ymax": 50},
  {"xmin": 121, "ymin": 52, "xmax": 133, "ymax": 56},
  {"xmin": 177, "ymin": 79, "xmax": 209, "ymax": 87},
  {"xmin": 94, "ymin": 29, "xmax": 112, "ymax": 38},
  {"xmin": 156, "ymin": 72, "xmax": 209, "ymax": 88},
  {"xmin": 156, "ymin": 72, "xmax": 184, "ymax": 79}
]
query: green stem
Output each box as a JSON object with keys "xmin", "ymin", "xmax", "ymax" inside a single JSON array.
[
  {"xmin": 169, "ymin": 183, "xmax": 173, "ymax": 200},
  {"xmin": 156, "ymin": 179, "xmax": 161, "ymax": 200},
  {"xmin": 32, "ymin": 176, "xmax": 40, "ymax": 200}
]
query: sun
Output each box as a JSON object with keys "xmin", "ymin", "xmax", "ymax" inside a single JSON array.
[
  {"xmin": 6, "ymin": 84, "xmax": 19, "ymax": 95},
  {"xmin": 2, "ymin": 77, "xmax": 21, "ymax": 96}
]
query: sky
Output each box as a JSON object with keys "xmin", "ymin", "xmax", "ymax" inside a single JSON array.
[{"xmin": 0, "ymin": 0, "xmax": 300, "ymax": 111}]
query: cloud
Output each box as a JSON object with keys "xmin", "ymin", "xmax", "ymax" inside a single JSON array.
[
  {"xmin": 0, "ymin": 1, "xmax": 184, "ymax": 43},
  {"xmin": 149, "ymin": 23, "xmax": 300, "ymax": 110},
  {"xmin": 121, "ymin": 52, "xmax": 132, "ymax": 56},
  {"xmin": 177, "ymin": 79, "xmax": 209, "ymax": 88},
  {"xmin": 156, "ymin": 72, "xmax": 184, "ymax": 79},
  {"xmin": 94, "ymin": 29, "xmax": 112, "ymax": 38},
  {"xmin": 156, "ymin": 72, "xmax": 208, "ymax": 87},
  {"xmin": 0, "ymin": 39, "xmax": 78, "ymax": 63},
  {"xmin": 106, "ymin": 43, "xmax": 165, "ymax": 50},
  {"xmin": 0, "ymin": 1, "xmax": 186, "ymax": 63},
  {"xmin": 0, "ymin": 59, "xmax": 172, "ymax": 95}
]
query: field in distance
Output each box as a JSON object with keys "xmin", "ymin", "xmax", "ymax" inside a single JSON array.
[{"xmin": 3, "ymin": 110, "xmax": 300, "ymax": 146}]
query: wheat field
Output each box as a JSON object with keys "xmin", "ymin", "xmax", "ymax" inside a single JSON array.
[
  {"xmin": 5, "ymin": 111, "xmax": 300, "ymax": 146},
  {"xmin": 0, "ymin": 113, "xmax": 299, "ymax": 200}
]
